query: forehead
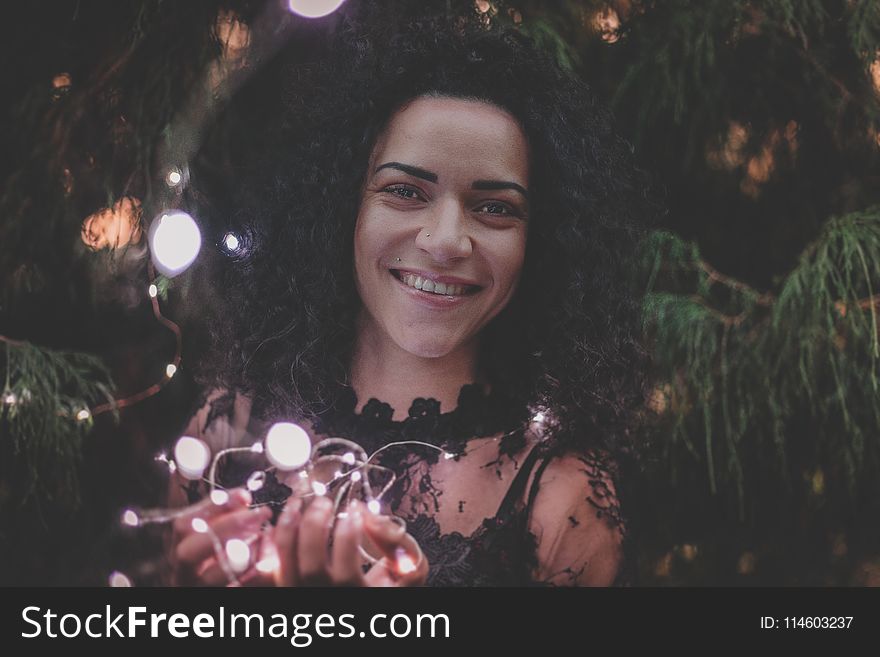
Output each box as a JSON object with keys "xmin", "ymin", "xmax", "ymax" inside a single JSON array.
[{"xmin": 371, "ymin": 96, "xmax": 529, "ymax": 182}]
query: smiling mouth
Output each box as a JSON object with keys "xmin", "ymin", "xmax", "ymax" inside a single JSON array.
[{"xmin": 390, "ymin": 270, "xmax": 481, "ymax": 297}]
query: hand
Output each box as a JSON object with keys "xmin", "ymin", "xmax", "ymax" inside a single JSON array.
[
  {"xmin": 169, "ymin": 488, "xmax": 272, "ymax": 586},
  {"xmin": 273, "ymin": 496, "xmax": 428, "ymax": 587}
]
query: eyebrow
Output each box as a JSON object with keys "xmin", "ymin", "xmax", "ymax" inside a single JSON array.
[
  {"xmin": 472, "ymin": 179, "xmax": 529, "ymax": 199},
  {"xmin": 374, "ymin": 162, "xmax": 529, "ymax": 199},
  {"xmin": 374, "ymin": 162, "xmax": 437, "ymax": 183}
]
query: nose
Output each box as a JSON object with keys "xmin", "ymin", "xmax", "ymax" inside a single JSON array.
[{"xmin": 414, "ymin": 197, "xmax": 473, "ymax": 262}]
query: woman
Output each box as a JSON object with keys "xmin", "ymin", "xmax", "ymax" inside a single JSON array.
[{"xmin": 169, "ymin": 5, "xmax": 649, "ymax": 587}]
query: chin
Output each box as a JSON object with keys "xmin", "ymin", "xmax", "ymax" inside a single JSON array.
[{"xmin": 394, "ymin": 332, "xmax": 462, "ymax": 360}]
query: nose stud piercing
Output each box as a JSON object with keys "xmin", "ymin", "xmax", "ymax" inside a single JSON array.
[
  {"xmin": 395, "ymin": 257, "xmax": 402, "ymax": 262},
  {"xmin": 425, "ymin": 233, "xmax": 430, "ymax": 237}
]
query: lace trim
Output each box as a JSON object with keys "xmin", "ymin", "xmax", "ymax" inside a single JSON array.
[{"xmin": 311, "ymin": 383, "xmax": 529, "ymax": 455}]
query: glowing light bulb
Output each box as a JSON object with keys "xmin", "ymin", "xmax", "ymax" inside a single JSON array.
[
  {"xmin": 108, "ymin": 571, "xmax": 132, "ymax": 587},
  {"xmin": 367, "ymin": 499, "xmax": 381, "ymax": 515},
  {"xmin": 256, "ymin": 555, "xmax": 279, "ymax": 574},
  {"xmin": 210, "ymin": 489, "xmax": 230, "ymax": 505},
  {"xmin": 287, "ymin": 0, "xmax": 347, "ymax": 19},
  {"xmin": 225, "ymin": 538, "xmax": 251, "ymax": 574},
  {"xmin": 165, "ymin": 363, "xmax": 177, "ymax": 378},
  {"xmin": 222, "ymin": 232, "xmax": 240, "ymax": 252},
  {"xmin": 148, "ymin": 210, "xmax": 202, "ymax": 277},
  {"xmin": 173, "ymin": 436, "xmax": 211, "ymax": 480},
  {"xmin": 3, "ymin": 392, "xmax": 17, "ymax": 406},
  {"xmin": 122, "ymin": 509, "xmax": 140, "ymax": 527},
  {"xmin": 343, "ymin": 451, "xmax": 355, "ymax": 465},
  {"xmin": 532, "ymin": 411, "xmax": 546, "ymax": 424},
  {"xmin": 247, "ymin": 471, "xmax": 266, "ymax": 492},
  {"xmin": 166, "ymin": 168, "xmax": 183, "ymax": 187},
  {"xmin": 311, "ymin": 481, "xmax": 327, "ymax": 496},
  {"xmin": 264, "ymin": 422, "xmax": 311, "ymax": 470},
  {"xmin": 148, "ymin": 284, "xmax": 158, "ymax": 298},
  {"xmin": 351, "ymin": 471, "xmax": 362, "ymax": 483},
  {"xmin": 395, "ymin": 549, "xmax": 417, "ymax": 575},
  {"xmin": 76, "ymin": 408, "xmax": 91, "ymax": 422},
  {"xmin": 192, "ymin": 518, "xmax": 209, "ymax": 533}
]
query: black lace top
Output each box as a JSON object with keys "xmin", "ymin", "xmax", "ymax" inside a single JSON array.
[{"xmin": 184, "ymin": 385, "xmax": 631, "ymax": 587}]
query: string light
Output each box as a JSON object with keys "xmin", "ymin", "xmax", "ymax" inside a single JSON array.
[
  {"xmin": 264, "ymin": 422, "xmax": 311, "ymax": 470},
  {"xmin": 287, "ymin": 0, "xmax": 347, "ymax": 19},
  {"xmin": 225, "ymin": 539, "xmax": 251, "ymax": 574},
  {"xmin": 255, "ymin": 555, "xmax": 279, "ymax": 574},
  {"xmin": 123, "ymin": 434, "xmax": 446, "ymax": 586},
  {"xmin": 395, "ymin": 547, "xmax": 417, "ymax": 575},
  {"xmin": 173, "ymin": 436, "xmax": 211, "ymax": 480},
  {"xmin": 75, "ymin": 408, "xmax": 91, "ymax": 422},
  {"xmin": 165, "ymin": 363, "xmax": 177, "ymax": 378},
  {"xmin": 165, "ymin": 168, "xmax": 183, "ymax": 187},
  {"xmin": 221, "ymin": 232, "xmax": 241, "ymax": 254},
  {"xmin": 247, "ymin": 471, "xmax": 266, "ymax": 492},
  {"xmin": 148, "ymin": 210, "xmax": 202, "ymax": 277},
  {"xmin": 122, "ymin": 509, "xmax": 140, "ymax": 527},
  {"xmin": 108, "ymin": 571, "xmax": 132, "ymax": 587},
  {"xmin": 148, "ymin": 284, "xmax": 158, "ymax": 298}
]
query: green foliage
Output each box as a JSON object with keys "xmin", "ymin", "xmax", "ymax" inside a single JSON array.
[
  {"xmin": 1, "ymin": 341, "xmax": 116, "ymax": 508},
  {"xmin": 640, "ymin": 208, "xmax": 880, "ymax": 521}
]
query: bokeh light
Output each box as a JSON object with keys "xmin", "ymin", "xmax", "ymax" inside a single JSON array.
[
  {"xmin": 287, "ymin": 0, "xmax": 347, "ymax": 19},
  {"xmin": 173, "ymin": 436, "xmax": 211, "ymax": 480},
  {"xmin": 148, "ymin": 210, "xmax": 202, "ymax": 277},
  {"xmin": 264, "ymin": 422, "xmax": 311, "ymax": 470}
]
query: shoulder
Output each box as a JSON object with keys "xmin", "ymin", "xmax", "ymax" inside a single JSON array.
[{"xmin": 527, "ymin": 449, "xmax": 626, "ymax": 586}]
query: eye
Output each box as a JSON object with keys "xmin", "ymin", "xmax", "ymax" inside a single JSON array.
[
  {"xmin": 382, "ymin": 185, "xmax": 424, "ymax": 201},
  {"xmin": 477, "ymin": 201, "xmax": 513, "ymax": 215}
]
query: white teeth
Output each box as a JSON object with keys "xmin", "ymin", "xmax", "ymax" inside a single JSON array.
[{"xmin": 397, "ymin": 272, "xmax": 468, "ymax": 296}]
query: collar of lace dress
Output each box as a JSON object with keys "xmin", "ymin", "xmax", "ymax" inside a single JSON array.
[{"xmin": 310, "ymin": 383, "xmax": 529, "ymax": 456}]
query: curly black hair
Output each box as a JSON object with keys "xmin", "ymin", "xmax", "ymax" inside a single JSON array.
[{"xmin": 194, "ymin": 1, "xmax": 651, "ymax": 461}]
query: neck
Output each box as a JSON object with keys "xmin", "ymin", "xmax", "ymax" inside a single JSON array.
[{"xmin": 350, "ymin": 314, "xmax": 484, "ymax": 421}]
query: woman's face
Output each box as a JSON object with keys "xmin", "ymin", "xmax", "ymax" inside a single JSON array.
[{"xmin": 354, "ymin": 96, "xmax": 529, "ymax": 360}]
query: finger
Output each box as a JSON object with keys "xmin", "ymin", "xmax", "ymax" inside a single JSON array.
[
  {"xmin": 297, "ymin": 496, "xmax": 334, "ymax": 583},
  {"xmin": 194, "ymin": 558, "xmax": 231, "ymax": 587},
  {"xmin": 236, "ymin": 567, "xmax": 277, "ymax": 588},
  {"xmin": 363, "ymin": 510, "xmax": 406, "ymax": 554},
  {"xmin": 274, "ymin": 495, "xmax": 303, "ymax": 587},
  {"xmin": 329, "ymin": 502, "xmax": 365, "ymax": 586},
  {"xmin": 172, "ymin": 488, "xmax": 252, "ymax": 535},
  {"xmin": 175, "ymin": 506, "xmax": 269, "ymax": 568},
  {"xmin": 363, "ymin": 533, "xmax": 428, "ymax": 587}
]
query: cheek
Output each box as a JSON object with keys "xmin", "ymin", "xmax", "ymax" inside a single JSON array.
[
  {"xmin": 353, "ymin": 215, "xmax": 377, "ymax": 282},
  {"xmin": 491, "ymin": 231, "xmax": 528, "ymax": 293}
]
